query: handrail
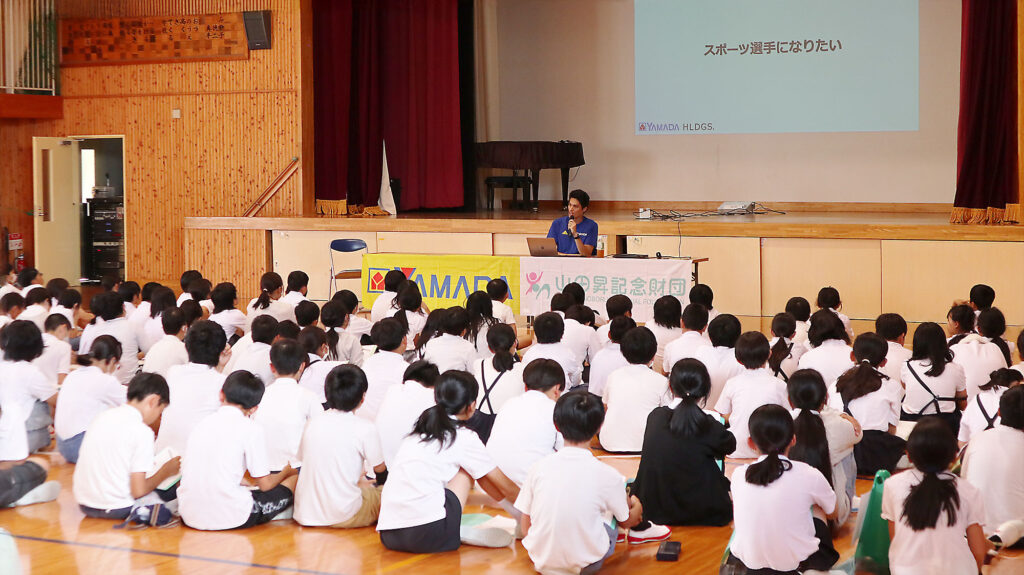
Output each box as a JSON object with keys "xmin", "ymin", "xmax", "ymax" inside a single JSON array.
[{"xmin": 242, "ymin": 157, "xmax": 301, "ymax": 217}]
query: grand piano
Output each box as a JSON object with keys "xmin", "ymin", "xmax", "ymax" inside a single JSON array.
[{"xmin": 475, "ymin": 141, "xmax": 585, "ymax": 211}]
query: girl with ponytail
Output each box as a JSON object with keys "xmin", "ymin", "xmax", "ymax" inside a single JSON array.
[
  {"xmin": 632, "ymin": 359, "xmax": 735, "ymax": 527},
  {"xmin": 952, "ymin": 307, "xmax": 1012, "ymax": 400},
  {"xmin": 319, "ymin": 301, "xmax": 364, "ymax": 366},
  {"xmin": 472, "ymin": 323, "xmax": 525, "ymax": 416},
  {"xmin": 832, "ymin": 332, "xmax": 906, "ymax": 475},
  {"xmin": 388, "ymin": 283, "xmax": 428, "ymax": 353},
  {"xmin": 378, "ymin": 371, "xmax": 521, "ymax": 553},
  {"xmin": 957, "ymin": 367, "xmax": 1022, "ymax": 446},
  {"xmin": 54, "ymin": 334, "xmax": 124, "ymax": 463},
  {"xmin": 465, "ymin": 291, "xmax": 499, "ymax": 360},
  {"xmin": 245, "ymin": 272, "xmax": 295, "ymax": 330},
  {"xmin": 881, "ymin": 417, "xmax": 988, "ymax": 574},
  {"xmin": 768, "ymin": 312, "xmax": 806, "ymax": 381},
  {"xmin": 726, "ymin": 404, "xmax": 839, "ymax": 574},
  {"xmin": 901, "ymin": 322, "xmax": 967, "ymax": 435}
]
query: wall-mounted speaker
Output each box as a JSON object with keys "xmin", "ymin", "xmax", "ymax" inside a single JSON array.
[{"xmin": 242, "ymin": 11, "xmax": 272, "ymax": 50}]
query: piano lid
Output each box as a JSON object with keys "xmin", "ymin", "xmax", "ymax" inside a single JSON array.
[{"xmin": 475, "ymin": 141, "xmax": 585, "ymax": 170}]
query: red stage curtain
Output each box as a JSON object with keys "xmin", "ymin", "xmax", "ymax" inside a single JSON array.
[
  {"xmin": 951, "ymin": 0, "xmax": 1019, "ymax": 224},
  {"xmin": 312, "ymin": 0, "xmax": 464, "ymax": 213}
]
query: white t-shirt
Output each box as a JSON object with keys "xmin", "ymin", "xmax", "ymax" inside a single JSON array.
[
  {"xmin": 386, "ymin": 309, "xmax": 428, "ymax": 347},
  {"xmin": 950, "ymin": 335, "xmax": 1009, "ymax": 400},
  {"xmin": 797, "ymin": 339, "xmax": 854, "ymax": 386},
  {"xmin": 55, "ymin": 365, "xmax": 126, "ymax": 439},
  {"xmin": 472, "ymin": 358, "xmax": 526, "ymax": 416},
  {"xmin": 79, "ymin": 317, "xmax": 143, "ymax": 385},
  {"xmin": 51, "ymin": 305, "xmax": 77, "ymax": 328},
  {"xmin": 377, "ymin": 427, "xmax": 495, "ymax": 531},
  {"xmin": 280, "ymin": 290, "xmax": 308, "ymax": 307},
  {"xmin": 142, "ymin": 335, "xmax": 188, "ymax": 378},
  {"xmin": 662, "ymin": 330, "xmax": 711, "ymax": 374},
  {"xmin": 370, "ymin": 291, "xmax": 398, "ymax": 323},
  {"xmin": 294, "ymin": 409, "xmax": 384, "ymax": 526},
  {"xmin": 962, "ymin": 425, "xmax": 1024, "ymax": 535},
  {"xmin": 231, "ymin": 341, "xmax": 274, "ymax": 386},
  {"xmin": 600, "ymin": 364, "xmax": 669, "ymax": 452},
  {"xmin": 515, "ymin": 447, "xmax": 630, "ymax": 575},
  {"xmin": 33, "ymin": 332, "xmax": 72, "ymax": 385},
  {"xmin": 693, "ymin": 345, "xmax": 745, "ymax": 409},
  {"xmin": 209, "ymin": 309, "xmax": 247, "ymax": 341},
  {"xmin": 731, "ymin": 456, "xmax": 837, "ymax": 572},
  {"xmin": 298, "ymin": 355, "xmax": 344, "ymax": 404},
  {"xmin": 587, "ymin": 343, "xmax": 628, "ymax": 398},
  {"xmin": 958, "ymin": 388, "xmax": 1004, "ymax": 443},
  {"xmin": 421, "ymin": 333, "xmax": 476, "ymax": 373},
  {"xmin": 487, "ymin": 390, "xmax": 562, "ymax": 486},
  {"xmin": 714, "ymin": 367, "xmax": 789, "ymax": 458},
  {"xmin": 900, "ymin": 360, "xmax": 966, "ymax": 416},
  {"xmin": 561, "ymin": 319, "xmax": 602, "ymax": 365},
  {"xmin": 491, "ymin": 299, "xmax": 516, "ymax": 325},
  {"xmin": 0, "ymin": 360, "xmax": 57, "ymax": 461},
  {"xmin": 245, "ymin": 298, "xmax": 296, "ymax": 332},
  {"xmin": 767, "ymin": 337, "xmax": 807, "ymax": 381},
  {"xmin": 73, "ymin": 404, "xmax": 155, "ymax": 510},
  {"xmin": 17, "ymin": 304, "xmax": 49, "ymax": 330},
  {"xmin": 522, "ymin": 342, "xmax": 582, "ymax": 387},
  {"xmin": 154, "ymin": 363, "xmax": 226, "ymax": 455},
  {"xmin": 793, "ymin": 320, "xmax": 810, "ymax": 346},
  {"xmin": 253, "ymin": 377, "xmax": 323, "ymax": 470},
  {"xmin": 346, "ymin": 315, "xmax": 373, "ymax": 341},
  {"xmin": 179, "ymin": 405, "xmax": 273, "ymax": 530},
  {"xmin": 376, "ymin": 381, "xmax": 436, "ymax": 466},
  {"xmin": 828, "ymin": 368, "xmax": 901, "ymax": 432},
  {"xmin": 329, "ymin": 327, "xmax": 365, "ymax": 367},
  {"xmin": 225, "ymin": 332, "xmax": 253, "ymax": 373},
  {"xmin": 0, "ymin": 283, "xmax": 18, "ymax": 298},
  {"xmin": 141, "ymin": 314, "xmax": 167, "ymax": 353},
  {"xmin": 645, "ymin": 323, "xmax": 682, "ymax": 375},
  {"xmin": 357, "ymin": 350, "xmax": 409, "ymax": 421},
  {"xmin": 881, "ymin": 469, "xmax": 986, "ymax": 575},
  {"xmin": 881, "ymin": 341, "xmax": 913, "ymax": 392},
  {"xmin": 127, "ymin": 301, "xmax": 151, "ymax": 331}
]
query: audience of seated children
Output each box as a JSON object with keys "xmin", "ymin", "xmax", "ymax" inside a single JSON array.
[
  {"xmin": 788, "ymin": 369, "xmax": 861, "ymax": 528},
  {"xmin": 246, "ymin": 272, "xmax": 297, "ymax": 330},
  {"xmin": 422, "ymin": 307, "xmax": 477, "ymax": 373},
  {"xmin": 52, "ymin": 288, "xmax": 83, "ymax": 332},
  {"xmin": 141, "ymin": 286, "xmax": 177, "ymax": 353},
  {"xmin": 208, "ymin": 282, "xmax": 247, "ymax": 343},
  {"xmin": 633, "ymin": 358, "xmax": 735, "ymax": 531},
  {"xmin": 952, "ymin": 308, "xmax": 1012, "ymax": 400},
  {"xmin": 280, "ymin": 271, "xmax": 310, "ymax": 306},
  {"xmin": 595, "ymin": 294, "xmax": 632, "ymax": 347},
  {"xmin": 946, "ymin": 303, "xmax": 975, "ymax": 345},
  {"xmin": 465, "ymin": 291, "xmax": 500, "ymax": 360},
  {"xmin": 320, "ymin": 301, "xmax": 364, "ymax": 366},
  {"xmin": 116, "ymin": 281, "xmax": 141, "ymax": 318},
  {"xmin": 33, "ymin": 314, "xmax": 72, "ymax": 386},
  {"xmin": 587, "ymin": 316, "xmax": 635, "ymax": 398},
  {"xmin": 179, "ymin": 371, "xmax": 299, "ymax": 530},
  {"xmin": 961, "ymin": 385, "xmax": 1024, "ymax": 536},
  {"xmin": 900, "ymin": 322, "xmax": 967, "ymax": 435},
  {"xmin": 176, "ymin": 270, "xmax": 203, "ymax": 306},
  {"xmin": 78, "ymin": 292, "xmax": 142, "ymax": 384},
  {"xmin": 881, "ymin": 417, "xmax": 989, "ymax": 574},
  {"xmin": 141, "ymin": 308, "xmax": 188, "ymax": 378},
  {"xmin": 692, "ymin": 314, "xmax": 745, "ymax": 408},
  {"xmin": 128, "ymin": 282, "xmax": 160, "ymax": 332},
  {"xmin": 600, "ymin": 327, "xmax": 669, "ymax": 453},
  {"xmin": 561, "ymin": 304, "xmax": 603, "ymax": 369},
  {"xmin": 816, "ymin": 286, "xmax": 854, "ymax": 340},
  {"xmin": 958, "ymin": 367, "xmax": 1021, "ymax": 446},
  {"xmin": 254, "ymin": 340, "xmax": 323, "ymax": 472},
  {"xmin": 522, "ymin": 311, "xmax": 582, "ymax": 387},
  {"xmin": 688, "ymin": 284, "xmax": 719, "ymax": 325},
  {"xmin": 295, "ymin": 364, "xmax": 387, "ymax": 528},
  {"xmin": 726, "ymin": 404, "xmax": 838, "ymax": 573},
  {"xmin": 486, "ymin": 278, "xmax": 517, "ymax": 326},
  {"xmin": 646, "ymin": 295, "xmax": 683, "ymax": 375},
  {"xmin": 371, "ymin": 270, "xmax": 407, "ymax": 323},
  {"xmin": 294, "ymin": 300, "xmax": 320, "ymax": 329},
  {"xmin": 297, "ymin": 326, "xmax": 343, "ymax": 404},
  {"xmin": 154, "ymin": 320, "xmax": 229, "ymax": 455},
  {"xmin": 408, "ymin": 309, "xmax": 444, "ymax": 362},
  {"xmin": 876, "ymin": 312, "xmax": 913, "ymax": 387},
  {"xmin": 487, "ymin": 359, "xmax": 565, "ymax": 486},
  {"xmin": 17, "ymin": 287, "xmax": 51, "ymax": 330},
  {"xmin": 831, "ymin": 332, "xmax": 906, "ymax": 475},
  {"xmin": 797, "ymin": 309, "xmax": 854, "ymax": 386},
  {"xmin": 231, "ymin": 315, "xmax": 279, "ymax": 386},
  {"xmin": 358, "ymin": 318, "xmax": 411, "ymax": 421},
  {"xmin": 515, "ymin": 391, "xmax": 644, "ymax": 574},
  {"xmin": 332, "ymin": 290, "xmax": 373, "ymax": 342},
  {"xmin": 714, "ymin": 332, "xmax": 789, "ymax": 459},
  {"xmin": 54, "ymin": 335, "xmax": 125, "ymax": 463},
  {"xmin": 0, "ymin": 321, "xmax": 57, "ymax": 459},
  {"xmin": 0, "ymin": 292, "xmax": 24, "ymax": 330},
  {"xmin": 376, "ymin": 361, "xmax": 439, "ymax": 466},
  {"xmin": 185, "ymin": 278, "xmax": 214, "ymax": 315},
  {"xmin": 472, "ymin": 323, "xmax": 526, "ymax": 416},
  {"xmin": 377, "ymin": 371, "xmax": 520, "ymax": 552},
  {"xmin": 73, "ymin": 373, "xmax": 180, "ymax": 520},
  {"xmin": 767, "ymin": 312, "xmax": 806, "ymax": 381},
  {"xmin": 388, "ymin": 283, "xmax": 429, "ymax": 349},
  {"xmin": 662, "ymin": 303, "xmax": 711, "ymax": 373}
]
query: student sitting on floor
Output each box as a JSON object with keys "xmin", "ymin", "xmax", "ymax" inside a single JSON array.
[
  {"xmin": 33, "ymin": 314, "xmax": 72, "ymax": 386},
  {"xmin": 516, "ymin": 390, "xmax": 643, "ymax": 574},
  {"xmin": 422, "ymin": 306, "xmax": 477, "ymax": 373},
  {"xmin": 297, "ymin": 326, "xmax": 343, "ymax": 404},
  {"xmin": 0, "ymin": 454, "xmax": 59, "ymax": 508},
  {"xmin": 693, "ymin": 314, "xmax": 745, "ymax": 408},
  {"xmin": 321, "ymin": 301, "xmax": 364, "ymax": 366},
  {"xmin": 595, "ymin": 294, "xmax": 632, "ymax": 348},
  {"xmin": 952, "ymin": 308, "xmax": 1012, "ymax": 400},
  {"xmin": 767, "ymin": 312, "xmax": 806, "ymax": 382},
  {"xmin": 588, "ymin": 316, "xmax": 635, "ymax": 398},
  {"xmin": 881, "ymin": 417, "xmax": 989, "ymax": 575},
  {"xmin": 797, "ymin": 309, "xmax": 854, "ymax": 386},
  {"xmin": 208, "ymin": 282, "xmax": 247, "ymax": 343},
  {"xmin": 179, "ymin": 371, "xmax": 299, "ymax": 530},
  {"xmin": 876, "ymin": 313, "xmax": 913, "ymax": 388},
  {"xmin": 231, "ymin": 315, "xmax": 278, "ymax": 386},
  {"xmin": 184, "ymin": 278, "xmax": 214, "ymax": 316},
  {"xmin": 946, "ymin": 303, "xmax": 975, "ymax": 346},
  {"xmin": 465, "ymin": 291, "xmax": 500, "ymax": 360},
  {"xmin": 78, "ymin": 291, "xmax": 144, "ymax": 384},
  {"xmin": 600, "ymin": 327, "xmax": 670, "ymax": 453},
  {"xmin": 725, "ymin": 404, "xmax": 838, "ymax": 574},
  {"xmin": 154, "ymin": 320, "xmax": 229, "ymax": 455},
  {"xmin": 472, "ymin": 323, "xmax": 526, "ymax": 417},
  {"xmin": 715, "ymin": 332, "xmax": 789, "ymax": 459},
  {"xmin": 17, "ymin": 287, "xmax": 51, "ymax": 330},
  {"xmin": 0, "ymin": 321, "xmax": 58, "ymax": 460},
  {"xmin": 280, "ymin": 270, "xmax": 310, "ymax": 307},
  {"xmin": 358, "ymin": 318, "xmax": 410, "ymax": 421},
  {"xmin": 633, "ymin": 358, "xmax": 735, "ymax": 530},
  {"xmin": 486, "ymin": 278, "xmax": 517, "ymax": 326},
  {"xmin": 175, "ymin": 270, "xmax": 202, "ymax": 306},
  {"xmin": 968, "ymin": 283, "xmax": 995, "ymax": 320},
  {"xmin": 141, "ymin": 286, "xmax": 177, "ymax": 353},
  {"xmin": 662, "ymin": 303, "xmax": 711, "ymax": 373},
  {"xmin": 388, "ymin": 283, "xmax": 429, "ymax": 350},
  {"xmin": 246, "ymin": 272, "xmax": 297, "ymax": 330},
  {"xmin": 816, "ymin": 286, "xmax": 854, "ymax": 340},
  {"xmin": 293, "ymin": 300, "xmax": 320, "ymax": 330},
  {"xmin": 52, "ymin": 288, "xmax": 83, "ymax": 334},
  {"xmin": 73, "ymin": 373, "xmax": 180, "ymax": 520},
  {"xmin": 371, "ymin": 270, "xmax": 408, "ymax": 323},
  {"xmin": 295, "ymin": 364, "xmax": 388, "ymax": 528},
  {"xmin": 54, "ymin": 335, "xmax": 125, "ymax": 463},
  {"xmin": 487, "ymin": 359, "xmax": 565, "ymax": 486},
  {"xmin": 377, "ymin": 371, "xmax": 521, "ymax": 553},
  {"xmin": 331, "ymin": 290, "xmax": 373, "ymax": 343},
  {"xmin": 562, "ymin": 304, "xmax": 603, "ymax": 370},
  {"xmin": 958, "ymin": 367, "xmax": 1021, "ymax": 447},
  {"xmin": 522, "ymin": 311, "xmax": 582, "ymax": 387},
  {"xmin": 900, "ymin": 322, "xmax": 967, "ymax": 435},
  {"xmin": 831, "ymin": 333, "xmax": 906, "ymax": 476},
  {"xmin": 377, "ymin": 361, "xmax": 440, "ymax": 467},
  {"xmin": 116, "ymin": 281, "xmax": 141, "ymax": 319},
  {"xmin": 689, "ymin": 283, "xmax": 720, "ymax": 324},
  {"xmin": 647, "ymin": 295, "xmax": 683, "ymax": 375},
  {"xmin": 962, "ymin": 385, "xmax": 1024, "ymax": 536},
  {"xmin": 254, "ymin": 340, "xmax": 323, "ymax": 472},
  {"xmin": 141, "ymin": 308, "xmax": 189, "ymax": 379},
  {"xmin": 0, "ymin": 291, "xmax": 25, "ymax": 331}
]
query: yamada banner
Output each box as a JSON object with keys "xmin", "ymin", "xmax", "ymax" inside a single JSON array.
[{"xmin": 362, "ymin": 254, "xmax": 521, "ymax": 314}]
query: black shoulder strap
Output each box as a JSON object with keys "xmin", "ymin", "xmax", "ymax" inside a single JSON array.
[
  {"xmin": 772, "ymin": 342, "xmax": 794, "ymax": 382},
  {"xmin": 977, "ymin": 396, "xmax": 998, "ymax": 430},
  {"xmin": 478, "ymin": 359, "xmax": 504, "ymax": 414},
  {"xmin": 906, "ymin": 362, "xmax": 958, "ymax": 415}
]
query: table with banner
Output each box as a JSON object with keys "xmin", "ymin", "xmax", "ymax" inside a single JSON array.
[{"xmin": 360, "ymin": 254, "xmax": 701, "ymax": 323}]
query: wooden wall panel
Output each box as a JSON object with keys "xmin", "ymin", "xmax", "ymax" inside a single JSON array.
[
  {"xmin": 271, "ymin": 230, "xmax": 379, "ymax": 301},
  {"xmin": 185, "ymin": 228, "xmax": 272, "ymax": 304}
]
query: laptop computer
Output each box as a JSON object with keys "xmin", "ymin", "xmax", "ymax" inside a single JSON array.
[{"xmin": 527, "ymin": 237, "xmax": 560, "ymax": 257}]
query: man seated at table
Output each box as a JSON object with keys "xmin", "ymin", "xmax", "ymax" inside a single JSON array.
[{"xmin": 546, "ymin": 189, "xmax": 598, "ymax": 257}]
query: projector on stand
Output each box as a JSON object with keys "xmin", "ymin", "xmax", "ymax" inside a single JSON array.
[{"xmin": 716, "ymin": 201, "xmax": 757, "ymax": 215}]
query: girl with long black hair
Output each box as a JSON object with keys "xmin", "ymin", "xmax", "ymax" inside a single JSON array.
[
  {"xmin": 951, "ymin": 307, "xmax": 1012, "ymax": 400},
  {"xmin": 901, "ymin": 322, "xmax": 967, "ymax": 435},
  {"xmin": 767, "ymin": 312, "xmax": 806, "ymax": 381},
  {"xmin": 245, "ymin": 272, "xmax": 295, "ymax": 330}
]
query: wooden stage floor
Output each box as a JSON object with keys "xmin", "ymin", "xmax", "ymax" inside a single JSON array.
[{"xmin": 6, "ymin": 449, "xmax": 1023, "ymax": 575}]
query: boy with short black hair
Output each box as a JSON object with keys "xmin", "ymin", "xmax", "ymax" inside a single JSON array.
[
  {"xmin": 0, "ymin": 291, "xmax": 25, "ymax": 331},
  {"xmin": 142, "ymin": 307, "xmax": 189, "ymax": 378},
  {"xmin": 73, "ymin": 373, "xmax": 180, "ymax": 519},
  {"xmin": 179, "ymin": 371, "xmax": 299, "ymax": 530},
  {"xmin": 595, "ymin": 294, "xmax": 633, "ymax": 347},
  {"xmin": 486, "ymin": 278, "xmax": 516, "ymax": 326},
  {"xmin": 600, "ymin": 327, "xmax": 670, "ymax": 453},
  {"xmin": 53, "ymin": 288, "xmax": 83, "ymax": 330},
  {"xmin": 875, "ymin": 312, "xmax": 912, "ymax": 385},
  {"xmin": 588, "ymin": 316, "xmax": 636, "ymax": 398},
  {"xmin": 78, "ymin": 291, "xmax": 143, "ymax": 384},
  {"xmin": 18, "ymin": 287, "xmax": 51, "ymax": 329},
  {"xmin": 254, "ymin": 339, "xmax": 323, "ymax": 472},
  {"xmin": 33, "ymin": 314, "xmax": 72, "ymax": 386},
  {"xmin": 968, "ymin": 284, "xmax": 995, "ymax": 314},
  {"xmin": 282, "ymin": 271, "xmax": 310, "ymax": 306},
  {"xmin": 331, "ymin": 290, "xmax": 373, "ymax": 342},
  {"xmin": 688, "ymin": 284, "xmax": 719, "ymax": 322},
  {"xmin": 176, "ymin": 270, "xmax": 203, "ymax": 306},
  {"xmin": 562, "ymin": 304, "xmax": 603, "ymax": 368},
  {"xmin": 714, "ymin": 331, "xmax": 789, "ymax": 459},
  {"xmin": 117, "ymin": 281, "xmax": 142, "ymax": 318},
  {"xmin": 662, "ymin": 303, "xmax": 711, "ymax": 373},
  {"xmin": 422, "ymin": 306, "xmax": 476, "ymax": 373},
  {"xmin": 693, "ymin": 314, "xmax": 745, "ymax": 408},
  {"xmin": 516, "ymin": 390, "xmax": 643, "ymax": 574},
  {"xmin": 295, "ymin": 364, "xmax": 388, "ymax": 528},
  {"xmin": 231, "ymin": 314, "xmax": 279, "ymax": 385},
  {"xmin": 358, "ymin": 318, "xmax": 410, "ymax": 421},
  {"xmin": 522, "ymin": 311, "xmax": 582, "ymax": 386},
  {"xmin": 294, "ymin": 300, "xmax": 321, "ymax": 328},
  {"xmin": 376, "ymin": 360, "xmax": 438, "ymax": 466},
  {"xmin": 0, "ymin": 321, "xmax": 57, "ymax": 459}
]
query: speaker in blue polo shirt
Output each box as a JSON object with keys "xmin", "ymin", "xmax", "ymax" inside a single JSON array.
[{"xmin": 546, "ymin": 189, "xmax": 598, "ymax": 256}]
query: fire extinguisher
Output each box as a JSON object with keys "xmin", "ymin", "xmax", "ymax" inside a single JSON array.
[{"xmin": 15, "ymin": 252, "xmax": 26, "ymax": 272}]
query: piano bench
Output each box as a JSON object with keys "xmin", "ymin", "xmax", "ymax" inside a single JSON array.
[{"xmin": 485, "ymin": 176, "xmax": 532, "ymax": 210}]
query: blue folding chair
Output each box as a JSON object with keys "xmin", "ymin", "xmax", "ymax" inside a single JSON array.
[{"xmin": 329, "ymin": 239, "xmax": 368, "ymax": 296}]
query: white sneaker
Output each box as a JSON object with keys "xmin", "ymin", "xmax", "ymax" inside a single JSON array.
[
  {"xmin": 11, "ymin": 481, "xmax": 60, "ymax": 507},
  {"xmin": 460, "ymin": 526, "xmax": 514, "ymax": 548},
  {"xmin": 627, "ymin": 522, "xmax": 671, "ymax": 545},
  {"xmin": 271, "ymin": 505, "xmax": 294, "ymax": 521}
]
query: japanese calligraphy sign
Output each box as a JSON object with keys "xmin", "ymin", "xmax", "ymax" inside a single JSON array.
[
  {"xmin": 362, "ymin": 254, "xmax": 522, "ymax": 314},
  {"xmin": 519, "ymin": 257, "xmax": 692, "ymax": 323},
  {"xmin": 61, "ymin": 13, "xmax": 249, "ymax": 67}
]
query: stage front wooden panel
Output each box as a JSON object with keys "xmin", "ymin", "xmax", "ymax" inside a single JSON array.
[
  {"xmin": 185, "ymin": 228, "xmax": 272, "ymax": 303},
  {"xmin": 271, "ymin": 230, "xmax": 380, "ymax": 301}
]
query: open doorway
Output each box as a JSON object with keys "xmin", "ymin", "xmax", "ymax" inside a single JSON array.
[{"xmin": 33, "ymin": 136, "xmax": 125, "ymax": 286}]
